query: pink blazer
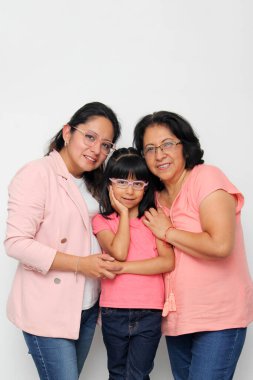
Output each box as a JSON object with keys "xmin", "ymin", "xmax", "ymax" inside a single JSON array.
[{"xmin": 4, "ymin": 150, "xmax": 91, "ymax": 339}]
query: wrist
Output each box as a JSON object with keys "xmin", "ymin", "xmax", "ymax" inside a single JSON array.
[
  {"xmin": 119, "ymin": 209, "xmax": 129, "ymax": 217},
  {"xmin": 120, "ymin": 262, "xmax": 127, "ymax": 274},
  {"xmin": 164, "ymin": 226, "xmax": 175, "ymax": 242},
  {"xmin": 75, "ymin": 256, "xmax": 80, "ymax": 281}
]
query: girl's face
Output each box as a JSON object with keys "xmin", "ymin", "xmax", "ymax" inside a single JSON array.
[
  {"xmin": 110, "ymin": 175, "xmax": 146, "ymax": 216},
  {"xmin": 143, "ymin": 124, "xmax": 186, "ymax": 185},
  {"xmin": 61, "ymin": 116, "xmax": 114, "ymax": 177}
]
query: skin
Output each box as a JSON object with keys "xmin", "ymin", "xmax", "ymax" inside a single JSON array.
[
  {"xmin": 60, "ymin": 116, "xmax": 114, "ymax": 177},
  {"xmin": 95, "ymin": 177, "xmax": 175, "ymax": 274},
  {"xmin": 50, "ymin": 116, "xmax": 122, "ymax": 279},
  {"xmin": 142, "ymin": 124, "xmax": 236, "ymax": 260}
]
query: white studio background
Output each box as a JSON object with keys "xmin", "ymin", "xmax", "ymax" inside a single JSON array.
[{"xmin": 0, "ymin": 0, "xmax": 252, "ymax": 378}]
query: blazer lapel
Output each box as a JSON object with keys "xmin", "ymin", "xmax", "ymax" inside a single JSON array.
[{"xmin": 49, "ymin": 150, "xmax": 90, "ymax": 232}]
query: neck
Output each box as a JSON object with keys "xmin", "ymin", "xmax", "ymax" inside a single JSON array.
[
  {"xmin": 163, "ymin": 169, "xmax": 188, "ymax": 201},
  {"xmin": 129, "ymin": 207, "xmax": 139, "ymax": 219},
  {"xmin": 59, "ymin": 148, "xmax": 83, "ymax": 178}
]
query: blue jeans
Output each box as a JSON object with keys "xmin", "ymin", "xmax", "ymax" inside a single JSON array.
[
  {"xmin": 101, "ymin": 307, "xmax": 162, "ymax": 380},
  {"xmin": 23, "ymin": 301, "xmax": 99, "ymax": 380},
  {"xmin": 166, "ymin": 328, "xmax": 247, "ymax": 380}
]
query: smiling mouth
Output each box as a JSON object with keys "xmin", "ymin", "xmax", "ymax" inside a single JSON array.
[
  {"xmin": 157, "ymin": 163, "xmax": 170, "ymax": 169},
  {"xmin": 84, "ymin": 155, "xmax": 96, "ymax": 162}
]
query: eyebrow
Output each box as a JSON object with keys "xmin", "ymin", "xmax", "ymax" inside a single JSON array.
[
  {"xmin": 85, "ymin": 130, "xmax": 113, "ymax": 143},
  {"xmin": 144, "ymin": 138, "xmax": 176, "ymax": 147}
]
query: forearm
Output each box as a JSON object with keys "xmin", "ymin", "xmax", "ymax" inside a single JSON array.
[
  {"xmin": 165, "ymin": 228, "xmax": 233, "ymax": 259},
  {"xmin": 119, "ymin": 256, "xmax": 174, "ymax": 275},
  {"xmin": 50, "ymin": 251, "xmax": 78, "ymax": 272},
  {"xmin": 51, "ymin": 252, "xmax": 122, "ymax": 279},
  {"xmin": 108, "ymin": 212, "xmax": 130, "ymax": 260}
]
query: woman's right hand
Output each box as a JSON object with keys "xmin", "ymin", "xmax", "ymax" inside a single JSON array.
[
  {"xmin": 79, "ymin": 253, "xmax": 123, "ymax": 279},
  {"xmin": 143, "ymin": 207, "xmax": 173, "ymax": 240}
]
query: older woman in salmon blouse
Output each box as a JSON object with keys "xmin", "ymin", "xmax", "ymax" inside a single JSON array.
[{"xmin": 133, "ymin": 110, "xmax": 253, "ymax": 380}]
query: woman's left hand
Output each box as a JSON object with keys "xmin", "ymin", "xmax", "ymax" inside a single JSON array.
[{"xmin": 143, "ymin": 207, "xmax": 173, "ymax": 240}]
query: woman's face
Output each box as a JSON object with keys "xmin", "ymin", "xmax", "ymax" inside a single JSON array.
[
  {"xmin": 61, "ymin": 116, "xmax": 114, "ymax": 177},
  {"xmin": 142, "ymin": 124, "xmax": 186, "ymax": 185}
]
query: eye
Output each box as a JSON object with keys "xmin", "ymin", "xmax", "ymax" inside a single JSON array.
[
  {"xmin": 144, "ymin": 146, "xmax": 155, "ymax": 154},
  {"xmin": 133, "ymin": 181, "xmax": 145, "ymax": 189},
  {"xmin": 163, "ymin": 141, "xmax": 174, "ymax": 149},
  {"xmin": 116, "ymin": 179, "xmax": 128, "ymax": 186},
  {"xmin": 84, "ymin": 132, "xmax": 96, "ymax": 143},
  {"xmin": 101, "ymin": 142, "xmax": 112, "ymax": 151}
]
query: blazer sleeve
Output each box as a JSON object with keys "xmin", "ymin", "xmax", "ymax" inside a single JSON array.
[{"xmin": 4, "ymin": 160, "xmax": 57, "ymax": 275}]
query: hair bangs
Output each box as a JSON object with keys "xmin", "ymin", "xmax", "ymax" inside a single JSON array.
[{"xmin": 110, "ymin": 155, "xmax": 150, "ymax": 182}]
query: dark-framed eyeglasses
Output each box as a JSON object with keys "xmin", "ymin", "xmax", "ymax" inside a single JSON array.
[{"xmin": 143, "ymin": 139, "xmax": 181, "ymax": 157}]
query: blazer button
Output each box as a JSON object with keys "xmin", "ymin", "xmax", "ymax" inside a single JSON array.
[
  {"xmin": 54, "ymin": 278, "xmax": 61, "ymax": 284},
  {"xmin": 61, "ymin": 238, "xmax": 67, "ymax": 244}
]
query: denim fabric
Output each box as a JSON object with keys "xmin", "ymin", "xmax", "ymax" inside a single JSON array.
[
  {"xmin": 101, "ymin": 307, "xmax": 162, "ymax": 380},
  {"xmin": 23, "ymin": 301, "xmax": 99, "ymax": 380},
  {"xmin": 166, "ymin": 328, "xmax": 247, "ymax": 380}
]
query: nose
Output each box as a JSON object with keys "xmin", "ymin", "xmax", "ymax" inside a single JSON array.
[
  {"xmin": 90, "ymin": 141, "xmax": 101, "ymax": 155},
  {"xmin": 126, "ymin": 184, "xmax": 134, "ymax": 194},
  {"xmin": 155, "ymin": 146, "xmax": 166, "ymax": 160}
]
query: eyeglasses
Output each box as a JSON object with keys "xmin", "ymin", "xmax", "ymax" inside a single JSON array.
[
  {"xmin": 72, "ymin": 127, "xmax": 116, "ymax": 155},
  {"xmin": 109, "ymin": 178, "xmax": 148, "ymax": 190},
  {"xmin": 143, "ymin": 140, "xmax": 181, "ymax": 156}
]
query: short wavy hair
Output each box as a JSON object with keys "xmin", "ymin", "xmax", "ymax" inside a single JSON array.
[{"xmin": 133, "ymin": 111, "xmax": 204, "ymax": 170}]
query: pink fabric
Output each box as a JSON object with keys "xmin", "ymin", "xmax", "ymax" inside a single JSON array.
[
  {"xmin": 159, "ymin": 164, "xmax": 253, "ymax": 336},
  {"xmin": 4, "ymin": 150, "xmax": 91, "ymax": 339},
  {"xmin": 92, "ymin": 213, "xmax": 165, "ymax": 309}
]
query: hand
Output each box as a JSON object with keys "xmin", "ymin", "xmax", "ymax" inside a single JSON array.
[
  {"xmin": 109, "ymin": 186, "xmax": 129, "ymax": 215},
  {"xmin": 143, "ymin": 207, "xmax": 173, "ymax": 240},
  {"xmin": 79, "ymin": 253, "xmax": 123, "ymax": 280}
]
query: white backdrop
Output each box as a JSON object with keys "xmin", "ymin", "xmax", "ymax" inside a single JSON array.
[{"xmin": 1, "ymin": 0, "xmax": 252, "ymax": 379}]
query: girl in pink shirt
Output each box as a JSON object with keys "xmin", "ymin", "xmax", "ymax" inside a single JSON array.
[{"xmin": 92, "ymin": 147, "xmax": 174, "ymax": 379}]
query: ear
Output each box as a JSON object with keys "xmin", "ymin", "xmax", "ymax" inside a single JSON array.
[{"xmin": 62, "ymin": 124, "xmax": 72, "ymax": 145}]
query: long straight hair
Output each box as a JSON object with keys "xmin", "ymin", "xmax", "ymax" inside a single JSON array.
[{"xmin": 46, "ymin": 102, "xmax": 121, "ymax": 199}]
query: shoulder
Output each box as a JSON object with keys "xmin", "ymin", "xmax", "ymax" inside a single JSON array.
[
  {"xmin": 9, "ymin": 156, "xmax": 51, "ymax": 188},
  {"xmin": 92, "ymin": 213, "xmax": 118, "ymax": 232},
  {"xmin": 191, "ymin": 164, "xmax": 226, "ymax": 179},
  {"xmin": 187, "ymin": 164, "xmax": 244, "ymax": 210},
  {"xmin": 188, "ymin": 164, "xmax": 232, "ymax": 189}
]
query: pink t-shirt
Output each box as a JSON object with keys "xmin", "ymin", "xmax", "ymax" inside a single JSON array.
[
  {"xmin": 159, "ymin": 164, "xmax": 253, "ymax": 336},
  {"xmin": 92, "ymin": 213, "xmax": 165, "ymax": 309}
]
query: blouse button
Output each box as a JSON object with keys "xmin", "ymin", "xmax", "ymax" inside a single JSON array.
[{"xmin": 61, "ymin": 238, "xmax": 67, "ymax": 244}]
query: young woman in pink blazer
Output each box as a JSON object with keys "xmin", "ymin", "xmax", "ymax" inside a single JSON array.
[{"xmin": 4, "ymin": 102, "xmax": 122, "ymax": 379}]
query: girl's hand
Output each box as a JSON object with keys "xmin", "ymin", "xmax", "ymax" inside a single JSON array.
[
  {"xmin": 109, "ymin": 186, "xmax": 128, "ymax": 215},
  {"xmin": 143, "ymin": 207, "xmax": 173, "ymax": 240}
]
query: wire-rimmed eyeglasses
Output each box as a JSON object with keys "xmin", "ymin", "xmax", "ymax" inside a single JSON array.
[
  {"xmin": 143, "ymin": 139, "xmax": 181, "ymax": 156},
  {"xmin": 72, "ymin": 127, "xmax": 116, "ymax": 155},
  {"xmin": 109, "ymin": 178, "xmax": 148, "ymax": 190}
]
